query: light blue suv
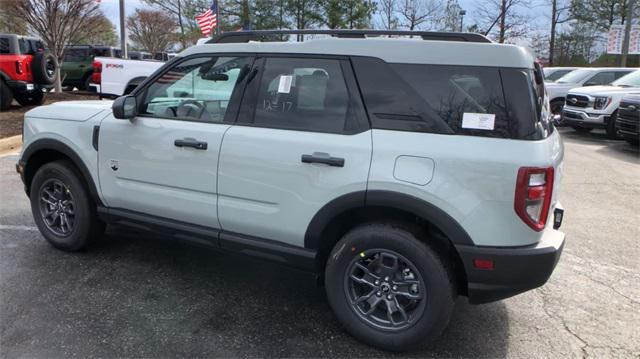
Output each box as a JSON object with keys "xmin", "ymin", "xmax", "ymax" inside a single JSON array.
[{"xmin": 16, "ymin": 30, "xmax": 565, "ymax": 351}]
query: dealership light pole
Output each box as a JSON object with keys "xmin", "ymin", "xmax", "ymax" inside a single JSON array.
[
  {"xmin": 119, "ymin": 0, "xmax": 128, "ymax": 59},
  {"xmin": 620, "ymin": 0, "xmax": 635, "ymax": 67},
  {"xmin": 459, "ymin": 10, "xmax": 466, "ymax": 32}
]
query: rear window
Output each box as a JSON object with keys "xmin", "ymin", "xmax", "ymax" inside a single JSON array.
[
  {"xmin": 352, "ymin": 57, "xmax": 547, "ymax": 140},
  {"xmin": 0, "ymin": 38, "xmax": 9, "ymax": 54}
]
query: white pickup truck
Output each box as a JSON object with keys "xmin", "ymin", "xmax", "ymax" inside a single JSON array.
[{"xmin": 90, "ymin": 57, "xmax": 165, "ymax": 98}]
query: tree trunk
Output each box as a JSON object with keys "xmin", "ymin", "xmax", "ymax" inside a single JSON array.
[
  {"xmin": 54, "ymin": 67, "xmax": 62, "ymax": 93},
  {"xmin": 498, "ymin": 0, "xmax": 507, "ymax": 43},
  {"xmin": 549, "ymin": 0, "xmax": 557, "ymax": 65},
  {"xmin": 177, "ymin": 0, "xmax": 185, "ymax": 48}
]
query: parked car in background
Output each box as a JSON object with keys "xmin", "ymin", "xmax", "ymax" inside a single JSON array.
[
  {"xmin": 90, "ymin": 56, "xmax": 164, "ymax": 98},
  {"xmin": 546, "ymin": 67, "xmax": 635, "ymax": 117},
  {"xmin": 16, "ymin": 29, "xmax": 565, "ymax": 351},
  {"xmin": 61, "ymin": 45, "xmax": 121, "ymax": 91},
  {"xmin": 127, "ymin": 51, "xmax": 153, "ymax": 60},
  {"xmin": 0, "ymin": 33, "xmax": 56, "ymax": 111},
  {"xmin": 616, "ymin": 94, "xmax": 640, "ymax": 146},
  {"xmin": 543, "ymin": 67, "xmax": 579, "ymax": 82},
  {"xmin": 561, "ymin": 70, "xmax": 640, "ymax": 138}
]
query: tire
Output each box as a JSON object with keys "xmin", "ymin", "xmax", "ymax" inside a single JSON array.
[
  {"xmin": 606, "ymin": 111, "xmax": 620, "ymax": 140},
  {"xmin": 550, "ymin": 100, "xmax": 564, "ymax": 116},
  {"xmin": 82, "ymin": 73, "xmax": 93, "ymax": 91},
  {"xmin": 30, "ymin": 161, "xmax": 105, "ymax": 251},
  {"xmin": 32, "ymin": 51, "xmax": 57, "ymax": 85},
  {"xmin": 325, "ymin": 223, "xmax": 455, "ymax": 351},
  {"xmin": 14, "ymin": 90, "xmax": 45, "ymax": 107},
  {"xmin": 572, "ymin": 126, "xmax": 592, "ymax": 133},
  {"xmin": 0, "ymin": 80, "xmax": 12, "ymax": 111}
]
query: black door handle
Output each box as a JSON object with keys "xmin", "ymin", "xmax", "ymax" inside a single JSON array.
[
  {"xmin": 301, "ymin": 152, "xmax": 344, "ymax": 167},
  {"xmin": 174, "ymin": 138, "xmax": 208, "ymax": 150}
]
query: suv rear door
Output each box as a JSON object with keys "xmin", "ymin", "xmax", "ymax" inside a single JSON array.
[
  {"xmin": 217, "ymin": 56, "xmax": 371, "ymax": 247},
  {"xmin": 98, "ymin": 55, "xmax": 254, "ymax": 228}
]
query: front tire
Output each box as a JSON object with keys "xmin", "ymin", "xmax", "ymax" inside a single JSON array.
[
  {"xmin": 30, "ymin": 161, "xmax": 105, "ymax": 251},
  {"xmin": 325, "ymin": 223, "xmax": 455, "ymax": 351},
  {"xmin": 606, "ymin": 111, "xmax": 620, "ymax": 140},
  {"xmin": 0, "ymin": 80, "xmax": 13, "ymax": 111}
]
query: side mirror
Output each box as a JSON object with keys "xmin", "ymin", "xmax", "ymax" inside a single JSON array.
[{"xmin": 112, "ymin": 95, "xmax": 137, "ymax": 119}]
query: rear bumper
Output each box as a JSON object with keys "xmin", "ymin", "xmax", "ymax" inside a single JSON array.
[
  {"xmin": 6, "ymin": 80, "xmax": 52, "ymax": 93},
  {"xmin": 456, "ymin": 228, "xmax": 565, "ymax": 304}
]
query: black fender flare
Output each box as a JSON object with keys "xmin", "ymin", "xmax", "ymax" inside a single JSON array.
[
  {"xmin": 20, "ymin": 138, "xmax": 101, "ymax": 204},
  {"xmin": 304, "ymin": 190, "xmax": 474, "ymax": 250},
  {"xmin": 0, "ymin": 70, "xmax": 9, "ymax": 82}
]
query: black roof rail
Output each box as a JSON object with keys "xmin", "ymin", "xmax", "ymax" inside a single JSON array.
[{"xmin": 206, "ymin": 29, "xmax": 492, "ymax": 44}]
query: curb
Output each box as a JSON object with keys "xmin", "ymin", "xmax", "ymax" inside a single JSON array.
[{"xmin": 0, "ymin": 135, "xmax": 22, "ymax": 156}]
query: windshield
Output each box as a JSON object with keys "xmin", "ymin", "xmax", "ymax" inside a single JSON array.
[
  {"xmin": 556, "ymin": 69, "xmax": 593, "ymax": 84},
  {"xmin": 611, "ymin": 71, "xmax": 640, "ymax": 88},
  {"xmin": 545, "ymin": 69, "xmax": 575, "ymax": 82}
]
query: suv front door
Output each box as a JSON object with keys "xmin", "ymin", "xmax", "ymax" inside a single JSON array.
[
  {"xmin": 98, "ymin": 55, "xmax": 254, "ymax": 228},
  {"xmin": 217, "ymin": 56, "xmax": 372, "ymax": 247}
]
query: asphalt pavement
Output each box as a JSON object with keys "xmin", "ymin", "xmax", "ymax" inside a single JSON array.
[{"xmin": 1, "ymin": 128, "xmax": 638, "ymax": 358}]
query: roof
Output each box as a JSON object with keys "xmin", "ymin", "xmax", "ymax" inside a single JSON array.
[{"xmin": 179, "ymin": 37, "xmax": 536, "ymax": 69}]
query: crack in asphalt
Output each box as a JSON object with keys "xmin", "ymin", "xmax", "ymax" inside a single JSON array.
[{"xmin": 538, "ymin": 288, "xmax": 590, "ymax": 358}]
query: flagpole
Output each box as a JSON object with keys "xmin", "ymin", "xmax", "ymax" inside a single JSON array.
[
  {"xmin": 215, "ymin": 0, "xmax": 221, "ymax": 36},
  {"xmin": 119, "ymin": 0, "xmax": 127, "ymax": 58}
]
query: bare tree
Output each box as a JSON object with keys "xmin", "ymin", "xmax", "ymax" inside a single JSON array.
[
  {"xmin": 549, "ymin": 0, "xmax": 572, "ymax": 65},
  {"xmin": 379, "ymin": 0, "xmax": 399, "ymax": 29},
  {"xmin": 127, "ymin": 9, "xmax": 176, "ymax": 54},
  {"xmin": 5, "ymin": 0, "xmax": 100, "ymax": 92},
  {"xmin": 70, "ymin": 14, "xmax": 118, "ymax": 47},
  {"xmin": 142, "ymin": 0, "xmax": 189, "ymax": 47},
  {"xmin": 475, "ymin": 0, "xmax": 529, "ymax": 43},
  {"xmin": 398, "ymin": 0, "xmax": 442, "ymax": 30}
]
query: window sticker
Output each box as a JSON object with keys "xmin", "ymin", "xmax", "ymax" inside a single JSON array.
[
  {"xmin": 277, "ymin": 75, "xmax": 293, "ymax": 94},
  {"xmin": 462, "ymin": 112, "xmax": 495, "ymax": 130}
]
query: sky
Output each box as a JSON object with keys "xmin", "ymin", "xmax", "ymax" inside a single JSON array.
[{"xmin": 98, "ymin": 0, "xmax": 553, "ymax": 40}]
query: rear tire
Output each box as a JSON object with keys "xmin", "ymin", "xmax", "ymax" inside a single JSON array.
[
  {"xmin": 30, "ymin": 161, "xmax": 105, "ymax": 251},
  {"xmin": 0, "ymin": 80, "xmax": 13, "ymax": 111},
  {"xmin": 14, "ymin": 90, "xmax": 45, "ymax": 107},
  {"xmin": 82, "ymin": 74, "xmax": 93, "ymax": 91},
  {"xmin": 325, "ymin": 223, "xmax": 455, "ymax": 351}
]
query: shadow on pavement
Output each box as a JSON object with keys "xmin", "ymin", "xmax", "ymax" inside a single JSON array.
[{"xmin": 1, "ymin": 224, "xmax": 510, "ymax": 357}]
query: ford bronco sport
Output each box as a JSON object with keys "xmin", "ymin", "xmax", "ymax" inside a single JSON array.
[
  {"xmin": 0, "ymin": 33, "xmax": 57, "ymax": 111},
  {"xmin": 16, "ymin": 30, "xmax": 565, "ymax": 351}
]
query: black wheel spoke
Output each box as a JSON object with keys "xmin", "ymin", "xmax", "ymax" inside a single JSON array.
[
  {"xmin": 346, "ymin": 248, "xmax": 425, "ymax": 331},
  {"xmin": 38, "ymin": 179, "xmax": 75, "ymax": 236}
]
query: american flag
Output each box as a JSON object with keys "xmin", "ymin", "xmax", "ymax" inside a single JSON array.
[{"xmin": 195, "ymin": 1, "xmax": 218, "ymax": 37}]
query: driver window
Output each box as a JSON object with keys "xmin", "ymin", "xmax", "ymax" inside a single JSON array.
[{"xmin": 141, "ymin": 56, "xmax": 252, "ymax": 122}]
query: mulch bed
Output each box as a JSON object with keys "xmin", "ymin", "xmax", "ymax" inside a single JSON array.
[{"xmin": 0, "ymin": 91, "xmax": 99, "ymax": 139}]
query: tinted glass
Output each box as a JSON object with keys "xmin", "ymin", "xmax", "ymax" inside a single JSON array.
[
  {"xmin": 141, "ymin": 56, "xmax": 252, "ymax": 123},
  {"xmin": 556, "ymin": 69, "xmax": 593, "ymax": 84},
  {"xmin": 64, "ymin": 48, "xmax": 88, "ymax": 62},
  {"xmin": 393, "ymin": 63, "xmax": 512, "ymax": 138},
  {"xmin": 0, "ymin": 38, "xmax": 9, "ymax": 54},
  {"xmin": 251, "ymin": 57, "xmax": 354, "ymax": 133},
  {"xmin": 93, "ymin": 48, "xmax": 111, "ymax": 57},
  {"xmin": 545, "ymin": 69, "xmax": 573, "ymax": 81},
  {"xmin": 587, "ymin": 71, "xmax": 616, "ymax": 85},
  {"xmin": 612, "ymin": 71, "xmax": 640, "ymax": 87}
]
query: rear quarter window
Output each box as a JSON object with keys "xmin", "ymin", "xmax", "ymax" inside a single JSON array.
[
  {"xmin": 352, "ymin": 57, "xmax": 546, "ymax": 140},
  {"xmin": 0, "ymin": 38, "xmax": 9, "ymax": 54}
]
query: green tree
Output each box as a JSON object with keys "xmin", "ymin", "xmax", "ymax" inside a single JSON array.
[
  {"xmin": 287, "ymin": 0, "xmax": 322, "ymax": 40},
  {"xmin": 322, "ymin": 0, "xmax": 375, "ymax": 29},
  {"xmin": 252, "ymin": 0, "xmax": 290, "ymax": 30},
  {"xmin": 570, "ymin": 0, "xmax": 636, "ymax": 31}
]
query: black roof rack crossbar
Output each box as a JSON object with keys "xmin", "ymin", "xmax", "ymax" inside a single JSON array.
[{"xmin": 206, "ymin": 29, "xmax": 492, "ymax": 44}]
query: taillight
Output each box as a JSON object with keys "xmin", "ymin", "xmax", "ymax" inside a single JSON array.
[
  {"xmin": 91, "ymin": 60, "xmax": 102, "ymax": 84},
  {"xmin": 15, "ymin": 60, "xmax": 23, "ymax": 74},
  {"xmin": 514, "ymin": 167, "xmax": 554, "ymax": 231}
]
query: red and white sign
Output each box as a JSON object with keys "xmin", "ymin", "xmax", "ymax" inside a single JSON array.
[{"xmin": 607, "ymin": 25, "xmax": 640, "ymax": 55}]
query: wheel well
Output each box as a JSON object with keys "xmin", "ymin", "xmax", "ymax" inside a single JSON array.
[
  {"xmin": 314, "ymin": 206, "xmax": 468, "ymax": 295},
  {"xmin": 23, "ymin": 148, "xmax": 99, "ymax": 207}
]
